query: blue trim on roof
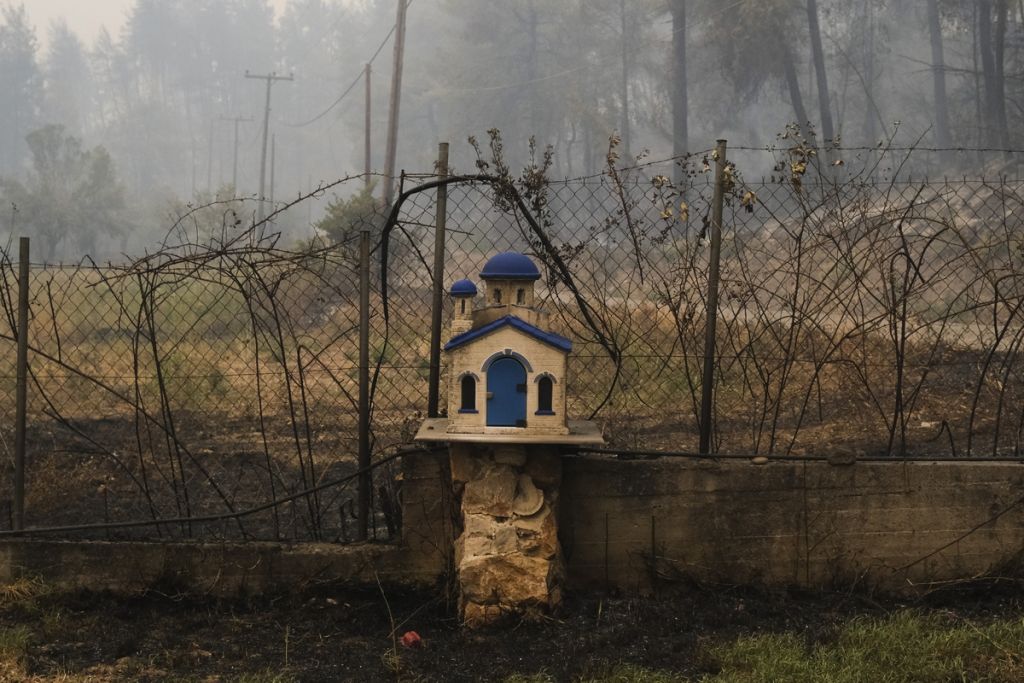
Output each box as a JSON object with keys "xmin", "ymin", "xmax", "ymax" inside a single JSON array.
[
  {"xmin": 444, "ymin": 315, "xmax": 572, "ymax": 353},
  {"xmin": 480, "ymin": 252, "xmax": 541, "ymax": 281},
  {"xmin": 449, "ymin": 278, "xmax": 477, "ymax": 296}
]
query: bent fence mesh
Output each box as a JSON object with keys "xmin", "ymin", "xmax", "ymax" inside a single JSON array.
[{"xmin": 0, "ymin": 145, "xmax": 1021, "ymax": 540}]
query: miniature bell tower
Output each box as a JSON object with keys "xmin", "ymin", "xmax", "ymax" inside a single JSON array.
[{"xmin": 449, "ymin": 278, "xmax": 476, "ymax": 337}]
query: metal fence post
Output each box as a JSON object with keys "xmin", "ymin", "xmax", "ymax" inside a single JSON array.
[
  {"xmin": 13, "ymin": 237, "xmax": 29, "ymax": 530},
  {"xmin": 699, "ymin": 140, "xmax": 727, "ymax": 455},
  {"xmin": 357, "ymin": 227, "xmax": 371, "ymax": 541},
  {"xmin": 427, "ymin": 142, "xmax": 449, "ymax": 418}
]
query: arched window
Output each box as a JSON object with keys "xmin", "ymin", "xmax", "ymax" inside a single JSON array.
[
  {"xmin": 493, "ymin": 288, "xmax": 502, "ymax": 304},
  {"xmin": 536, "ymin": 376, "xmax": 554, "ymax": 414},
  {"xmin": 460, "ymin": 299, "xmax": 466, "ymax": 314},
  {"xmin": 516, "ymin": 288, "xmax": 525, "ymax": 304},
  {"xmin": 460, "ymin": 375, "xmax": 477, "ymax": 412}
]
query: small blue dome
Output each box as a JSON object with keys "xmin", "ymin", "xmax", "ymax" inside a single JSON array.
[
  {"xmin": 480, "ymin": 252, "xmax": 541, "ymax": 281},
  {"xmin": 449, "ymin": 278, "xmax": 477, "ymax": 297}
]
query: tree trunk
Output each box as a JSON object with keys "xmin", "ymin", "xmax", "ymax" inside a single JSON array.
[
  {"xmin": 978, "ymin": 0, "xmax": 998, "ymax": 146},
  {"xmin": 782, "ymin": 45, "xmax": 809, "ymax": 132},
  {"xmin": 926, "ymin": 0, "xmax": 952, "ymax": 153},
  {"xmin": 670, "ymin": 0, "xmax": 688, "ymax": 183},
  {"xmin": 861, "ymin": 0, "xmax": 876, "ymax": 145},
  {"xmin": 619, "ymin": 0, "xmax": 631, "ymax": 161},
  {"xmin": 806, "ymin": 0, "xmax": 834, "ymax": 143},
  {"xmin": 973, "ymin": 1, "xmax": 984, "ymax": 151},
  {"xmin": 993, "ymin": 0, "xmax": 1009, "ymax": 150}
]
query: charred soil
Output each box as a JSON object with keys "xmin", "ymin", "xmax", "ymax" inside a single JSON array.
[{"xmin": 2, "ymin": 579, "xmax": 1023, "ymax": 682}]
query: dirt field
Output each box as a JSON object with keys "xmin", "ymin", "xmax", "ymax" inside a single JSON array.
[{"xmin": 1, "ymin": 577, "xmax": 1023, "ymax": 682}]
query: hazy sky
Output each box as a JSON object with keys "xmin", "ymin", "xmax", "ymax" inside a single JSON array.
[{"xmin": 24, "ymin": 0, "xmax": 291, "ymax": 48}]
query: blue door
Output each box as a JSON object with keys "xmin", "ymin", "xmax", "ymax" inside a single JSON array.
[{"xmin": 486, "ymin": 357, "xmax": 527, "ymax": 427}]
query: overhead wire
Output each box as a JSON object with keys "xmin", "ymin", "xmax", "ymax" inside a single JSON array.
[{"xmin": 279, "ymin": 0, "xmax": 412, "ymax": 129}]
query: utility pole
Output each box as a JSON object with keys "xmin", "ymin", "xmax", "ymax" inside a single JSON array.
[
  {"xmin": 382, "ymin": 0, "xmax": 409, "ymax": 208},
  {"xmin": 206, "ymin": 118, "xmax": 214, "ymax": 194},
  {"xmin": 269, "ymin": 133, "xmax": 276, "ymax": 212},
  {"xmin": 219, "ymin": 115, "xmax": 253, "ymax": 192},
  {"xmin": 364, "ymin": 62, "xmax": 372, "ymax": 190},
  {"xmin": 245, "ymin": 71, "xmax": 293, "ymax": 222}
]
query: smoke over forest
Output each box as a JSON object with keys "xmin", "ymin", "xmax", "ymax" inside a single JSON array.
[{"xmin": 0, "ymin": 0, "xmax": 1020, "ymax": 261}]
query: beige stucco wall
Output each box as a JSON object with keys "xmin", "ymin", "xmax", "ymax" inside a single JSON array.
[
  {"xmin": 473, "ymin": 304, "xmax": 548, "ymax": 329},
  {"xmin": 447, "ymin": 325, "xmax": 568, "ymax": 435},
  {"xmin": 482, "ymin": 279, "xmax": 537, "ymax": 308}
]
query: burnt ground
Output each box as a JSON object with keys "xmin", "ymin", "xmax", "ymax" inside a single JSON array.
[{"xmin": 2, "ymin": 578, "xmax": 1023, "ymax": 682}]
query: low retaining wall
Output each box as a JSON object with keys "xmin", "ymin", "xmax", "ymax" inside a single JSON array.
[
  {"xmin": 560, "ymin": 456, "xmax": 1024, "ymax": 593},
  {"xmin": 2, "ymin": 452, "xmax": 1023, "ymax": 596},
  {"xmin": 0, "ymin": 451, "xmax": 453, "ymax": 597}
]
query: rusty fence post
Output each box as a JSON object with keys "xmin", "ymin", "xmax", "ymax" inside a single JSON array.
[
  {"xmin": 357, "ymin": 226, "xmax": 371, "ymax": 541},
  {"xmin": 699, "ymin": 139, "xmax": 727, "ymax": 455},
  {"xmin": 13, "ymin": 237, "xmax": 29, "ymax": 530},
  {"xmin": 427, "ymin": 142, "xmax": 449, "ymax": 418}
]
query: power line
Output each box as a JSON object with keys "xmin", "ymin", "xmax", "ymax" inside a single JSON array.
[
  {"xmin": 279, "ymin": 2, "xmax": 408, "ymax": 129},
  {"xmin": 282, "ymin": 69, "xmax": 366, "ymax": 128}
]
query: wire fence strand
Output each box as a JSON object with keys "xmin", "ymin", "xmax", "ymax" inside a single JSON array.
[{"xmin": 1, "ymin": 141, "xmax": 1022, "ymax": 540}]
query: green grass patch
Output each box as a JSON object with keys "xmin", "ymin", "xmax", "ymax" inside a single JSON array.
[
  {"xmin": 504, "ymin": 611, "xmax": 1024, "ymax": 683},
  {"xmin": 704, "ymin": 610, "xmax": 1024, "ymax": 682}
]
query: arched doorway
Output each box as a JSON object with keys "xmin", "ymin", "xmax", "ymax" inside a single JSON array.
[{"xmin": 486, "ymin": 357, "xmax": 527, "ymax": 427}]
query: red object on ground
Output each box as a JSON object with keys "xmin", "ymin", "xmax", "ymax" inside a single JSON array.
[{"xmin": 400, "ymin": 631, "xmax": 423, "ymax": 649}]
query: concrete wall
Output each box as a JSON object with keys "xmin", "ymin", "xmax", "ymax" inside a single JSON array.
[
  {"xmin": 0, "ymin": 451, "xmax": 453, "ymax": 597},
  {"xmin": 3, "ymin": 452, "xmax": 1024, "ymax": 597},
  {"xmin": 560, "ymin": 456, "xmax": 1024, "ymax": 594}
]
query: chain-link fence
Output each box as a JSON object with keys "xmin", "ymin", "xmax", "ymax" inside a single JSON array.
[{"xmin": 0, "ymin": 141, "xmax": 1022, "ymax": 540}]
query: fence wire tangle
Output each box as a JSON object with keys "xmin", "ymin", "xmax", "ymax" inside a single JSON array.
[
  {"xmin": 379, "ymin": 143, "xmax": 1024, "ymax": 460},
  {"xmin": 0, "ymin": 142, "xmax": 1022, "ymax": 540},
  {"xmin": 0, "ymin": 229, "xmax": 405, "ymax": 542}
]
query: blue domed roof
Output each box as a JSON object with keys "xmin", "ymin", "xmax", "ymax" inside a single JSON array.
[
  {"xmin": 479, "ymin": 252, "xmax": 541, "ymax": 281},
  {"xmin": 449, "ymin": 278, "xmax": 477, "ymax": 297}
]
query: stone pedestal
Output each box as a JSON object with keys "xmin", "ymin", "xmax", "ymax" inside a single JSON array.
[
  {"xmin": 449, "ymin": 442, "xmax": 562, "ymax": 627},
  {"xmin": 415, "ymin": 418, "xmax": 600, "ymax": 627}
]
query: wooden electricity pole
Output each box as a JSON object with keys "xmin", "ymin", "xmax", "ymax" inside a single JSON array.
[
  {"xmin": 245, "ymin": 71, "xmax": 293, "ymax": 222},
  {"xmin": 364, "ymin": 62, "xmax": 372, "ymax": 189},
  {"xmin": 382, "ymin": 0, "xmax": 409, "ymax": 208},
  {"xmin": 269, "ymin": 133, "xmax": 276, "ymax": 210},
  {"xmin": 206, "ymin": 118, "xmax": 214, "ymax": 194},
  {"xmin": 219, "ymin": 115, "xmax": 253, "ymax": 191}
]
